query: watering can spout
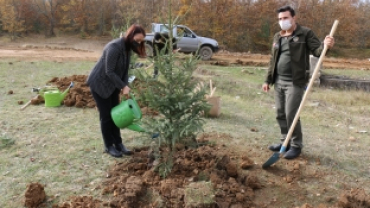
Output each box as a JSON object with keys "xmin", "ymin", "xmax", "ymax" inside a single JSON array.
[
  {"xmin": 61, "ymin": 82, "xmax": 74, "ymax": 99},
  {"xmin": 127, "ymin": 123, "xmax": 145, "ymax": 132}
]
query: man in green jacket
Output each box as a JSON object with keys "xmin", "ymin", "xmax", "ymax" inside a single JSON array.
[{"xmin": 262, "ymin": 5, "xmax": 335, "ymax": 159}]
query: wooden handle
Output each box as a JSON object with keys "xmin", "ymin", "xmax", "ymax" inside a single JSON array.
[
  {"xmin": 329, "ymin": 20, "xmax": 339, "ymax": 37},
  {"xmin": 20, "ymin": 100, "xmax": 32, "ymax": 110},
  {"xmin": 282, "ymin": 20, "xmax": 339, "ymax": 149},
  {"xmin": 20, "ymin": 95, "xmax": 38, "ymax": 110},
  {"xmin": 210, "ymin": 87, "xmax": 216, "ymax": 97}
]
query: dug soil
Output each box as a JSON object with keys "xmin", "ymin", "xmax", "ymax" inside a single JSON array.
[
  {"xmin": 28, "ymin": 133, "xmax": 370, "ymax": 208},
  {"xmin": 28, "ymin": 75, "xmax": 96, "ymax": 109},
  {"xmin": 27, "ymin": 74, "xmax": 159, "ymax": 117}
]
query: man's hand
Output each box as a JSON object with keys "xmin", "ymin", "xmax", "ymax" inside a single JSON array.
[
  {"xmin": 324, "ymin": 36, "xmax": 335, "ymax": 49},
  {"xmin": 262, "ymin": 83, "xmax": 270, "ymax": 92}
]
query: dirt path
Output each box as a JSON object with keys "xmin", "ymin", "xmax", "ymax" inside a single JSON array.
[{"xmin": 1, "ymin": 37, "xmax": 370, "ymax": 70}]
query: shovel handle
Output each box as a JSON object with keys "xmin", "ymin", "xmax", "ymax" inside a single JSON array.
[{"xmin": 281, "ymin": 20, "xmax": 339, "ymax": 150}]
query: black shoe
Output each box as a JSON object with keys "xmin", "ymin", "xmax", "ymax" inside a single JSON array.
[
  {"xmin": 283, "ymin": 147, "xmax": 301, "ymax": 159},
  {"xmin": 115, "ymin": 143, "xmax": 133, "ymax": 156},
  {"xmin": 105, "ymin": 146, "xmax": 122, "ymax": 158},
  {"xmin": 268, "ymin": 143, "xmax": 290, "ymax": 152}
]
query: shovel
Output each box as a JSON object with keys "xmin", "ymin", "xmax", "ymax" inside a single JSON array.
[{"xmin": 262, "ymin": 20, "xmax": 339, "ymax": 169}]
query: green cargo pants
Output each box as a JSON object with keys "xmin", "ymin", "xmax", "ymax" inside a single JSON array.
[{"xmin": 274, "ymin": 81, "xmax": 305, "ymax": 148}]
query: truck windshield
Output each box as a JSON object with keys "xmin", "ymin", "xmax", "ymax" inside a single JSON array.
[{"xmin": 159, "ymin": 25, "xmax": 169, "ymax": 33}]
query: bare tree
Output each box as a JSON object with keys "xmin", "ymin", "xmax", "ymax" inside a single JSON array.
[{"xmin": 30, "ymin": 0, "xmax": 63, "ymax": 37}]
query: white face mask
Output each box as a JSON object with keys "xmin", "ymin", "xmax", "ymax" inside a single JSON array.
[{"xmin": 279, "ymin": 19, "xmax": 292, "ymax": 31}]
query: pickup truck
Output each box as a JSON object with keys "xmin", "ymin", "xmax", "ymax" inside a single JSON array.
[{"xmin": 144, "ymin": 23, "xmax": 219, "ymax": 60}]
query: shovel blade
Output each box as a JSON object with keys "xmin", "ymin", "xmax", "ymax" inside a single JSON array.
[{"xmin": 262, "ymin": 152, "xmax": 281, "ymax": 169}]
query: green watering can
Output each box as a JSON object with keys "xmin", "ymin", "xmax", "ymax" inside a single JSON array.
[
  {"xmin": 39, "ymin": 82, "xmax": 74, "ymax": 107},
  {"xmin": 111, "ymin": 93, "xmax": 144, "ymax": 130},
  {"xmin": 111, "ymin": 93, "xmax": 159, "ymax": 139}
]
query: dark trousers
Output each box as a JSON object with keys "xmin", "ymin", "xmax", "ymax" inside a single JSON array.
[
  {"xmin": 153, "ymin": 56, "xmax": 159, "ymax": 76},
  {"xmin": 274, "ymin": 81, "xmax": 305, "ymax": 148},
  {"xmin": 91, "ymin": 89, "xmax": 122, "ymax": 148}
]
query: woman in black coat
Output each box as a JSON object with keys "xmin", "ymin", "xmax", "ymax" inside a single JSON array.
[{"xmin": 87, "ymin": 24, "xmax": 146, "ymax": 158}]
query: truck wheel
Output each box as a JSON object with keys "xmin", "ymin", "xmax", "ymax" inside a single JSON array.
[
  {"xmin": 199, "ymin": 46, "xmax": 213, "ymax": 60},
  {"xmin": 145, "ymin": 43, "xmax": 153, "ymax": 57}
]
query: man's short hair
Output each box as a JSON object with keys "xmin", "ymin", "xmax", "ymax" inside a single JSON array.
[
  {"xmin": 154, "ymin": 32, "xmax": 162, "ymax": 41},
  {"xmin": 277, "ymin": 5, "xmax": 295, "ymax": 17},
  {"xmin": 154, "ymin": 32, "xmax": 170, "ymax": 41}
]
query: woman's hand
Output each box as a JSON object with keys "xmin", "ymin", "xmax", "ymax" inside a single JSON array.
[{"xmin": 121, "ymin": 86, "xmax": 130, "ymax": 95}]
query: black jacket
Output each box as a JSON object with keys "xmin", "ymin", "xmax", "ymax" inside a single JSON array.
[
  {"xmin": 153, "ymin": 32, "xmax": 177, "ymax": 57},
  {"xmin": 87, "ymin": 38, "xmax": 130, "ymax": 99},
  {"xmin": 265, "ymin": 24, "xmax": 324, "ymax": 87}
]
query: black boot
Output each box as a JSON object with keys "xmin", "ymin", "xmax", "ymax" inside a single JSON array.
[
  {"xmin": 105, "ymin": 146, "xmax": 122, "ymax": 158},
  {"xmin": 268, "ymin": 143, "xmax": 290, "ymax": 152},
  {"xmin": 115, "ymin": 143, "xmax": 133, "ymax": 156},
  {"xmin": 283, "ymin": 146, "xmax": 301, "ymax": 159}
]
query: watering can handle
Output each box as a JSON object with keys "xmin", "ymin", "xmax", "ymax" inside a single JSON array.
[{"xmin": 121, "ymin": 92, "xmax": 137, "ymax": 102}]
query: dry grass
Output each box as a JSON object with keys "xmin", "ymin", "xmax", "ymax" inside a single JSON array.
[
  {"xmin": 195, "ymin": 64, "xmax": 370, "ymax": 198},
  {"xmin": 0, "ymin": 59, "xmax": 369, "ymax": 207},
  {"xmin": 0, "ymin": 60, "xmax": 149, "ymax": 207}
]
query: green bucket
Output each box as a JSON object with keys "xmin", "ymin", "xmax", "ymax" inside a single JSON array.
[{"xmin": 111, "ymin": 97, "xmax": 142, "ymax": 129}]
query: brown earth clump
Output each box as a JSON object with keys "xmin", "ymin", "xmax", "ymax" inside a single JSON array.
[
  {"xmin": 52, "ymin": 196, "xmax": 102, "ymax": 208},
  {"xmin": 24, "ymin": 182, "xmax": 46, "ymax": 208},
  {"xmin": 30, "ymin": 97, "xmax": 41, "ymax": 105},
  {"xmin": 297, "ymin": 188, "xmax": 370, "ymax": 208},
  {"xmin": 337, "ymin": 188, "xmax": 370, "ymax": 207},
  {"xmin": 211, "ymin": 61, "xmax": 229, "ymax": 66},
  {"xmin": 241, "ymin": 155, "xmax": 254, "ymax": 169}
]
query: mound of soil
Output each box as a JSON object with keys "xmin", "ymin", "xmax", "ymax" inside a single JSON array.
[
  {"xmin": 24, "ymin": 182, "xmax": 46, "ymax": 208},
  {"xmin": 30, "ymin": 75, "xmax": 158, "ymax": 116},
  {"xmin": 47, "ymin": 75, "xmax": 95, "ymax": 108},
  {"xmin": 99, "ymin": 143, "xmax": 261, "ymax": 208}
]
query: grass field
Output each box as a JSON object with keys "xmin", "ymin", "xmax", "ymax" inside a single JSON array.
[{"xmin": 0, "ymin": 59, "xmax": 369, "ymax": 207}]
